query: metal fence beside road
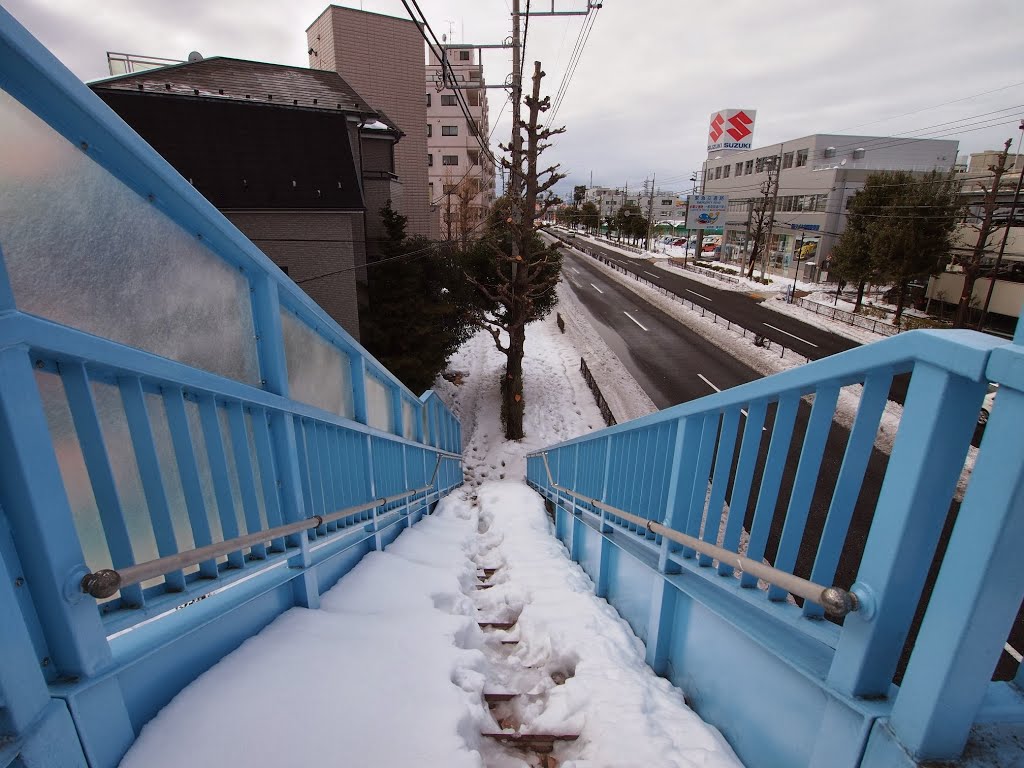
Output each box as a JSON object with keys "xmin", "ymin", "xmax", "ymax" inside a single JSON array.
[{"xmin": 796, "ymin": 297, "xmax": 900, "ymax": 337}]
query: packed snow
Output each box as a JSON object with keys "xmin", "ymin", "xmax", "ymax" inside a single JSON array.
[{"xmin": 119, "ymin": 310, "xmax": 742, "ymax": 768}]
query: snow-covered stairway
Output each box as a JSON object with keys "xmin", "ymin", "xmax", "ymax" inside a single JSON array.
[{"xmin": 467, "ymin": 482, "xmax": 742, "ymax": 768}]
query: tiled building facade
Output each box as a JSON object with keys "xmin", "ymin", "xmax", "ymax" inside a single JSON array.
[{"xmin": 307, "ymin": 6, "xmax": 432, "ymax": 238}]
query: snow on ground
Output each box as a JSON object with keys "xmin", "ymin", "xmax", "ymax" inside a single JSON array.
[
  {"xmin": 761, "ymin": 293, "xmax": 891, "ymax": 345},
  {"xmin": 119, "ymin": 311, "xmax": 741, "ymax": 768}
]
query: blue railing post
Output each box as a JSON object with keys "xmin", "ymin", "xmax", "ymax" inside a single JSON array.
[
  {"xmin": 351, "ymin": 356, "xmax": 369, "ymax": 426},
  {"xmin": 390, "ymin": 387, "xmax": 403, "ymax": 438},
  {"xmin": 250, "ymin": 274, "xmax": 318, "ymax": 608},
  {"xmin": 887, "ymin": 346, "xmax": 1024, "ymax": 760},
  {"xmin": 828, "ymin": 361, "xmax": 987, "ymax": 697},
  {"xmin": 645, "ymin": 416, "xmax": 691, "ymax": 674}
]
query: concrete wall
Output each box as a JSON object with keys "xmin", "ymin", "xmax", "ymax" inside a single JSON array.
[
  {"xmin": 224, "ymin": 209, "xmax": 363, "ymax": 339},
  {"xmin": 307, "ymin": 6, "xmax": 431, "ymax": 238},
  {"xmin": 927, "ymin": 271, "xmax": 1024, "ymax": 319}
]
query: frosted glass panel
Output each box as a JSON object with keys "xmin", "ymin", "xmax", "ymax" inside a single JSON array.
[
  {"xmin": 365, "ymin": 374, "xmax": 393, "ymax": 433},
  {"xmin": 280, "ymin": 309, "xmax": 354, "ymax": 418},
  {"xmin": 0, "ymin": 88, "xmax": 259, "ymax": 384},
  {"xmin": 36, "ymin": 371, "xmax": 110, "ymax": 572},
  {"xmin": 402, "ymin": 400, "xmax": 415, "ymax": 440}
]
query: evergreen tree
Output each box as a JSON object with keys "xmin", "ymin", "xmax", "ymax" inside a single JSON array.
[
  {"xmin": 830, "ymin": 170, "xmax": 959, "ymax": 319},
  {"xmin": 359, "ymin": 200, "xmax": 473, "ymax": 393}
]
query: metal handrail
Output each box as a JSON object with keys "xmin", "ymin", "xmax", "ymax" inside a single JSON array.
[
  {"xmin": 535, "ymin": 453, "xmax": 859, "ymax": 618},
  {"xmin": 81, "ymin": 453, "xmax": 460, "ymax": 599}
]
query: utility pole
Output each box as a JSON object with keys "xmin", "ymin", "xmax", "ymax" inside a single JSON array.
[
  {"xmin": 645, "ymin": 173, "xmax": 656, "ymax": 251},
  {"xmin": 979, "ymin": 122, "xmax": 1024, "ymax": 330},
  {"xmin": 742, "ymin": 199, "xmax": 753, "ymax": 274},
  {"xmin": 508, "ymin": 0, "xmax": 524, "ymax": 277}
]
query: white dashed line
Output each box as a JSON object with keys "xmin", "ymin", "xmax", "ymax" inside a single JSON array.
[
  {"xmin": 763, "ymin": 323, "xmax": 818, "ymax": 348},
  {"xmin": 623, "ymin": 312, "xmax": 648, "ymax": 331},
  {"xmin": 643, "ymin": 270, "xmax": 661, "ymax": 279},
  {"xmin": 569, "ymin": 267, "xmax": 580, "ymax": 274},
  {"xmin": 686, "ymin": 289, "xmax": 712, "ymax": 301},
  {"xmin": 590, "ymin": 283, "xmax": 604, "ymax": 294},
  {"xmin": 696, "ymin": 375, "xmax": 763, "ymax": 428}
]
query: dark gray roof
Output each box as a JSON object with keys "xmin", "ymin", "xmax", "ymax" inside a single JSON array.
[{"xmin": 91, "ymin": 56, "xmax": 381, "ymax": 118}]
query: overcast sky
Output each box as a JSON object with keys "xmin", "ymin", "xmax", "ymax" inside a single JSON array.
[{"xmin": 7, "ymin": 0, "xmax": 1023, "ymax": 199}]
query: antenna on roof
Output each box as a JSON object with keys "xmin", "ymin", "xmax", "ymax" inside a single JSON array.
[{"xmin": 187, "ymin": 51, "xmax": 203, "ymax": 63}]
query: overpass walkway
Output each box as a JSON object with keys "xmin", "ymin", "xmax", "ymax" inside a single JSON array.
[{"xmin": 2, "ymin": 8, "xmax": 1024, "ymax": 768}]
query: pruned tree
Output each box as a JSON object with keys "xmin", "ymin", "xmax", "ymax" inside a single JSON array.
[
  {"xmin": 572, "ymin": 184, "xmax": 586, "ymax": 208},
  {"xmin": 745, "ymin": 168, "xmax": 777, "ymax": 279},
  {"xmin": 462, "ymin": 61, "xmax": 565, "ymax": 439},
  {"xmin": 954, "ymin": 138, "xmax": 1013, "ymax": 327}
]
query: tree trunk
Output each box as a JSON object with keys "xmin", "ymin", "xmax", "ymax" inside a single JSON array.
[
  {"xmin": 502, "ymin": 322, "xmax": 526, "ymax": 439},
  {"xmin": 854, "ymin": 280, "xmax": 867, "ymax": 312},
  {"xmin": 893, "ymin": 279, "xmax": 909, "ymax": 325}
]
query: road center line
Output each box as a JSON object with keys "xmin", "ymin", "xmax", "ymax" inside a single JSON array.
[
  {"xmin": 763, "ymin": 323, "xmax": 819, "ymax": 348},
  {"xmin": 623, "ymin": 312, "xmax": 648, "ymax": 331},
  {"xmin": 590, "ymin": 283, "xmax": 604, "ymax": 294},
  {"xmin": 569, "ymin": 266, "xmax": 580, "ymax": 274},
  {"xmin": 686, "ymin": 289, "xmax": 712, "ymax": 301},
  {"xmin": 643, "ymin": 270, "xmax": 661, "ymax": 278}
]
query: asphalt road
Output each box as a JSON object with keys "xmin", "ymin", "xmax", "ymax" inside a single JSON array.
[{"xmin": 555, "ymin": 241, "xmax": 1019, "ymax": 681}]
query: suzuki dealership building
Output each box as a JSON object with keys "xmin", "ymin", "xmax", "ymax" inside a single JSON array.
[{"xmin": 697, "ymin": 109, "xmax": 959, "ymax": 278}]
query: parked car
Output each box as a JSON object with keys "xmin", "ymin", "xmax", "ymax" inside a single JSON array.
[{"xmin": 979, "ymin": 384, "xmax": 998, "ymax": 425}]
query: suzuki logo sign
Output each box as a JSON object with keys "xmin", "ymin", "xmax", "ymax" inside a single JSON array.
[{"xmin": 707, "ymin": 109, "xmax": 757, "ymax": 153}]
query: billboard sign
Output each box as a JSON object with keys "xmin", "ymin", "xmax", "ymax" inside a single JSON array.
[
  {"xmin": 686, "ymin": 194, "xmax": 728, "ymax": 229},
  {"xmin": 707, "ymin": 109, "xmax": 757, "ymax": 153}
]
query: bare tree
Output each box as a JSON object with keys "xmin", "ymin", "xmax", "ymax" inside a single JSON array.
[
  {"xmin": 955, "ymin": 138, "xmax": 1012, "ymax": 327},
  {"xmin": 464, "ymin": 62, "xmax": 565, "ymax": 439},
  {"xmin": 745, "ymin": 167, "xmax": 777, "ymax": 280}
]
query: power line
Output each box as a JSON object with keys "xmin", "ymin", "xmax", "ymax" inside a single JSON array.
[{"xmin": 545, "ymin": 4, "xmax": 600, "ymax": 129}]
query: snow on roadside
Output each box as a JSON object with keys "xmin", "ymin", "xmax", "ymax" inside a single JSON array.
[{"xmin": 761, "ymin": 293, "xmax": 891, "ymax": 345}]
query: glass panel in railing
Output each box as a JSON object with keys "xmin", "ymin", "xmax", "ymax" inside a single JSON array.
[
  {"xmin": 365, "ymin": 373, "xmax": 393, "ymax": 433},
  {"xmin": 0, "ymin": 88, "xmax": 260, "ymax": 384},
  {"xmin": 402, "ymin": 399, "xmax": 416, "ymax": 440},
  {"xmin": 280, "ymin": 309, "xmax": 354, "ymax": 419}
]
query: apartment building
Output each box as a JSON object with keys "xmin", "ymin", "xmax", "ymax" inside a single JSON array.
[
  {"xmin": 584, "ymin": 186, "xmax": 687, "ymax": 222},
  {"xmin": 701, "ymin": 133, "xmax": 959, "ymax": 275},
  {"xmin": 307, "ymin": 6, "xmax": 431, "ymax": 239},
  {"xmin": 426, "ymin": 46, "xmax": 495, "ymax": 241}
]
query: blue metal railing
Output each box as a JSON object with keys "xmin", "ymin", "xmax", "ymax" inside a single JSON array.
[
  {"xmin": 528, "ymin": 327, "xmax": 1024, "ymax": 767},
  {"xmin": 0, "ymin": 9, "xmax": 462, "ymax": 768}
]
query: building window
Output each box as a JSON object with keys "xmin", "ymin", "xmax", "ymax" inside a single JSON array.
[
  {"xmin": 782, "ymin": 152, "xmax": 794, "ymax": 169},
  {"xmin": 723, "ymin": 165, "xmax": 730, "ymax": 178},
  {"xmin": 459, "ymin": 50, "xmax": 470, "ymax": 61},
  {"xmin": 428, "ymin": 153, "xmax": 433, "ymax": 167},
  {"xmin": 426, "ymin": 93, "xmax": 431, "ymax": 107},
  {"xmin": 426, "ymin": 124, "xmax": 432, "ymax": 137},
  {"xmin": 442, "ymin": 154, "xmax": 459, "ymax": 166},
  {"xmin": 661, "ymin": 199, "xmax": 672, "ymax": 206},
  {"xmin": 795, "ymin": 148, "xmax": 809, "ymax": 167},
  {"xmin": 441, "ymin": 125, "xmax": 458, "ymax": 136},
  {"xmin": 735, "ymin": 162, "xmax": 743, "ymax": 177},
  {"xmin": 755, "ymin": 157, "xmax": 767, "ymax": 173},
  {"xmin": 744, "ymin": 160, "xmax": 753, "ymax": 175},
  {"xmin": 441, "ymin": 94, "xmax": 458, "ymax": 106},
  {"xmin": 443, "ymin": 184, "xmax": 457, "ymax": 194}
]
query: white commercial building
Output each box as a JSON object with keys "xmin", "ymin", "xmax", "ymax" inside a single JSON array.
[{"xmin": 700, "ymin": 133, "xmax": 959, "ymax": 277}]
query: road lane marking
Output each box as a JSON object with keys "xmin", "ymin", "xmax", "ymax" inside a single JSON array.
[
  {"xmin": 590, "ymin": 283, "xmax": 604, "ymax": 294},
  {"xmin": 697, "ymin": 374, "xmax": 720, "ymax": 392},
  {"xmin": 686, "ymin": 289, "xmax": 712, "ymax": 301},
  {"xmin": 569, "ymin": 267, "xmax": 580, "ymax": 274},
  {"xmin": 643, "ymin": 270, "xmax": 661, "ymax": 278},
  {"xmin": 763, "ymin": 323, "xmax": 819, "ymax": 348},
  {"xmin": 623, "ymin": 312, "xmax": 648, "ymax": 331},
  {"xmin": 696, "ymin": 375, "xmax": 763, "ymax": 428}
]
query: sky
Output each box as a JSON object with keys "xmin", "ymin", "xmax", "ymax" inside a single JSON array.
[{"xmin": 6, "ymin": 0, "xmax": 1024, "ymax": 199}]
